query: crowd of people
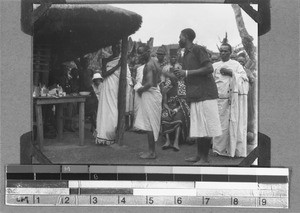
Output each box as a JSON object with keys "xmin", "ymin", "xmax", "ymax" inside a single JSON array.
[{"xmin": 56, "ymin": 28, "xmax": 255, "ymax": 164}]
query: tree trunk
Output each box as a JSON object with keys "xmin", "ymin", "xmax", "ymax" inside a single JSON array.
[
  {"xmin": 232, "ymin": 4, "xmax": 256, "ymax": 66},
  {"xmin": 232, "ymin": 4, "xmax": 257, "ymax": 146},
  {"xmin": 116, "ymin": 36, "xmax": 129, "ymax": 145}
]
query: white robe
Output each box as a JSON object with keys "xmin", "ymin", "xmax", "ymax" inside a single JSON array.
[
  {"xmin": 95, "ymin": 57, "xmax": 131, "ymax": 145},
  {"xmin": 134, "ymin": 87, "xmax": 162, "ymax": 141},
  {"xmin": 133, "ymin": 64, "xmax": 145, "ymax": 120},
  {"xmin": 212, "ymin": 59, "xmax": 249, "ymax": 157}
]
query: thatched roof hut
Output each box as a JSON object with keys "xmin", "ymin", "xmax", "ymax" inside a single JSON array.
[
  {"xmin": 32, "ymin": 4, "xmax": 142, "ymax": 61},
  {"xmin": 24, "ymin": 3, "xmax": 142, "ymax": 145}
]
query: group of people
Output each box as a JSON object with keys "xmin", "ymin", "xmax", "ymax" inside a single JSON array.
[{"xmin": 91, "ymin": 28, "xmax": 254, "ymax": 164}]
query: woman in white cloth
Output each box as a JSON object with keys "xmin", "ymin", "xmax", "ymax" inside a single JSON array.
[{"xmin": 94, "ymin": 43, "xmax": 132, "ymax": 145}]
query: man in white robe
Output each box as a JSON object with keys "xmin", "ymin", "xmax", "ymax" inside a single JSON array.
[{"xmin": 212, "ymin": 43, "xmax": 249, "ymax": 157}]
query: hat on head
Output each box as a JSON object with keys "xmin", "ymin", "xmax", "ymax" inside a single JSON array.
[
  {"xmin": 169, "ymin": 48, "xmax": 178, "ymax": 57},
  {"xmin": 92, "ymin": 73, "xmax": 103, "ymax": 80},
  {"xmin": 156, "ymin": 46, "xmax": 166, "ymax": 55}
]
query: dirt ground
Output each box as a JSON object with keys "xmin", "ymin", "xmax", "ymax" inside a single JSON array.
[{"xmin": 41, "ymin": 121, "xmax": 256, "ymax": 166}]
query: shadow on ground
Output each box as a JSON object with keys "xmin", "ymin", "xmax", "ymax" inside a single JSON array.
[{"xmin": 41, "ymin": 123, "xmax": 256, "ymax": 166}]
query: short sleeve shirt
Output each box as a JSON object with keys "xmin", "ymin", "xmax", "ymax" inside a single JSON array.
[{"xmin": 182, "ymin": 44, "xmax": 218, "ymax": 102}]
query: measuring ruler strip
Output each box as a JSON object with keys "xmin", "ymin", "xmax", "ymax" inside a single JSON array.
[
  {"xmin": 5, "ymin": 194, "xmax": 288, "ymax": 208},
  {"xmin": 5, "ymin": 165, "xmax": 289, "ymax": 208},
  {"xmin": 7, "ymin": 165, "xmax": 289, "ymax": 175},
  {"xmin": 6, "ymin": 165, "xmax": 289, "ymax": 182},
  {"xmin": 6, "ymin": 180, "xmax": 288, "ymax": 197}
]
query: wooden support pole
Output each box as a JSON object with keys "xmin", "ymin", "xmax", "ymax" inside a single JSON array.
[
  {"xmin": 116, "ymin": 36, "xmax": 129, "ymax": 146},
  {"xmin": 78, "ymin": 102, "xmax": 85, "ymax": 146},
  {"xmin": 35, "ymin": 104, "xmax": 44, "ymax": 151},
  {"xmin": 56, "ymin": 104, "xmax": 64, "ymax": 142}
]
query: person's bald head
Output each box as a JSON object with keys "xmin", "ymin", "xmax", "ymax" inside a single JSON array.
[
  {"xmin": 181, "ymin": 28, "xmax": 196, "ymax": 41},
  {"xmin": 179, "ymin": 28, "xmax": 196, "ymax": 48}
]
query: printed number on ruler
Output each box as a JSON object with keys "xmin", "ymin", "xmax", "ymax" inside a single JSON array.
[
  {"xmin": 93, "ymin": 174, "xmax": 99, "ymax": 180},
  {"xmin": 119, "ymin": 196, "xmax": 126, "ymax": 204},
  {"xmin": 175, "ymin": 197, "xmax": 183, "ymax": 205},
  {"xmin": 146, "ymin": 196, "xmax": 154, "ymax": 205},
  {"xmin": 34, "ymin": 196, "xmax": 40, "ymax": 204},
  {"xmin": 91, "ymin": 196, "xmax": 98, "ymax": 204},
  {"xmin": 232, "ymin": 197, "xmax": 239, "ymax": 205},
  {"xmin": 259, "ymin": 198, "xmax": 267, "ymax": 206},
  {"xmin": 204, "ymin": 197, "xmax": 210, "ymax": 205},
  {"xmin": 59, "ymin": 196, "xmax": 75, "ymax": 205}
]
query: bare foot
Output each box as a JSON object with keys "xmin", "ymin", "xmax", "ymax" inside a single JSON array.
[
  {"xmin": 172, "ymin": 145, "xmax": 180, "ymax": 152},
  {"xmin": 185, "ymin": 156, "xmax": 200, "ymax": 162},
  {"xmin": 139, "ymin": 152, "xmax": 156, "ymax": 159},
  {"xmin": 193, "ymin": 158, "xmax": 211, "ymax": 165},
  {"xmin": 210, "ymin": 152, "xmax": 219, "ymax": 157},
  {"xmin": 162, "ymin": 142, "xmax": 172, "ymax": 150}
]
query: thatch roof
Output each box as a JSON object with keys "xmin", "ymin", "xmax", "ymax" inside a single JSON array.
[{"xmin": 33, "ymin": 4, "xmax": 142, "ymax": 61}]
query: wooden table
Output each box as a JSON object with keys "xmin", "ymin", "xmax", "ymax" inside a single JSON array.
[{"xmin": 34, "ymin": 95, "xmax": 87, "ymax": 151}]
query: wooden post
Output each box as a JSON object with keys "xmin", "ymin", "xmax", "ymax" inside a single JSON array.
[
  {"xmin": 35, "ymin": 104, "xmax": 44, "ymax": 151},
  {"xmin": 116, "ymin": 36, "xmax": 129, "ymax": 145},
  {"xmin": 56, "ymin": 104, "xmax": 64, "ymax": 142},
  {"xmin": 78, "ymin": 101, "xmax": 85, "ymax": 146}
]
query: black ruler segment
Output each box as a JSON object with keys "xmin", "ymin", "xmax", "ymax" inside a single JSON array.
[
  {"xmin": 202, "ymin": 175, "xmax": 229, "ymax": 182},
  {"xmin": 174, "ymin": 174, "xmax": 202, "ymax": 181},
  {"xmin": 6, "ymin": 180, "xmax": 68, "ymax": 188},
  {"xmin": 70, "ymin": 188, "xmax": 79, "ymax": 195},
  {"xmin": 147, "ymin": 173, "xmax": 173, "ymax": 181},
  {"xmin": 7, "ymin": 173, "xmax": 34, "ymax": 180},
  {"xmin": 229, "ymin": 175, "xmax": 257, "ymax": 182},
  {"xmin": 6, "ymin": 173, "xmax": 290, "ymax": 183},
  {"xmin": 35, "ymin": 173, "xmax": 61, "ymax": 180},
  {"xmin": 80, "ymin": 188, "xmax": 133, "ymax": 195},
  {"xmin": 91, "ymin": 173, "xmax": 117, "ymax": 180},
  {"xmin": 258, "ymin": 176, "xmax": 288, "ymax": 183},
  {"xmin": 118, "ymin": 173, "xmax": 146, "ymax": 181},
  {"xmin": 61, "ymin": 173, "xmax": 89, "ymax": 180}
]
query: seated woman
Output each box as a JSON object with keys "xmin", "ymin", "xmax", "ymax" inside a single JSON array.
[{"xmin": 161, "ymin": 50, "xmax": 190, "ymax": 151}]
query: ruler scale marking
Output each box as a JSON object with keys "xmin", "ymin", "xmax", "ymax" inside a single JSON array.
[{"xmin": 5, "ymin": 165, "xmax": 289, "ymax": 208}]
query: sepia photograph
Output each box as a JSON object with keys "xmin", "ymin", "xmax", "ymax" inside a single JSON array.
[{"xmin": 29, "ymin": 3, "xmax": 258, "ymax": 165}]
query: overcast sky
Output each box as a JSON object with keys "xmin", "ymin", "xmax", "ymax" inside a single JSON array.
[{"xmin": 112, "ymin": 3, "xmax": 257, "ymax": 52}]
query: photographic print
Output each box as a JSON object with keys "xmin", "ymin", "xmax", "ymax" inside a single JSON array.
[{"xmin": 30, "ymin": 3, "xmax": 258, "ymax": 166}]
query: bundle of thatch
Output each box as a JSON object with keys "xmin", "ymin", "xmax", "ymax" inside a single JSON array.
[{"xmin": 33, "ymin": 4, "xmax": 142, "ymax": 61}]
